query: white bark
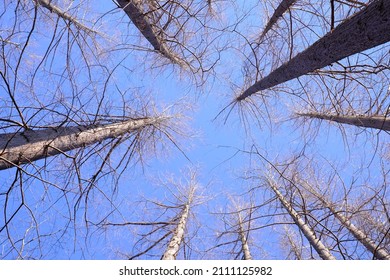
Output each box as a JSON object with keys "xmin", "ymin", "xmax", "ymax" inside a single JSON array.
[
  {"xmin": 238, "ymin": 212, "xmax": 253, "ymax": 260},
  {"xmin": 238, "ymin": 0, "xmax": 390, "ymax": 100},
  {"xmin": 162, "ymin": 186, "xmax": 195, "ymax": 260},
  {"xmin": 301, "ymin": 184, "xmax": 390, "ymax": 260},
  {"xmin": 259, "ymin": 0, "xmax": 297, "ymax": 41},
  {"xmin": 0, "ymin": 117, "xmax": 161, "ymax": 170},
  {"xmin": 297, "ymin": 112, "xmax": 390, "ymax": 131},
  {"xmin": 35, "ymin": 0, "xmax": 97, "ymax": 34},
  {"xmin": 268, "ymin": 179, "xmax": 336, "ymax": 260}
]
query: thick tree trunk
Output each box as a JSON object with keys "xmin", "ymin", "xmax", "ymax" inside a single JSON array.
[
  {"xmin": 237, "ymin": 213, "xmax": 253, "ymax": 260},
  {"xmin": 297, "ymin": 112, "xmax": 390, "ymax": 131},
  {"xmin": 162, "ymin": 186, "xmax": 195, "ymax": 260},
  {"xmin": 268, "ymin": 180, "xmax": 336, "ymax": 260},
  {"xmin": 259, "ymin": 0, "xmax": 297, "ymax": 41},
  {"xmin": 0, "ymin": 117, "xmax": 160, "ymax": 170},
  {"xmin": 238, "ymin": 0, "xmax": 390, "ymax": 100},
  {"xmin": 116, "ymin": 0, "xmax": 183, "ymax": 66}
]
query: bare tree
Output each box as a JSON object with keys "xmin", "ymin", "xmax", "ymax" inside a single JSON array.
[
  {"xmin": 300, "ymin": 180, "xmax": 390, "ymax": 260},
  {"xmin": 0, "ymin": 116, "xmax": 169, "ymax": 170},
  {"xmin": 265, "ymin": 178, "xmax": 336, "ymax": 260},
  {"xmin": 162, "ymin": 182, "xmax": 196, "ymax": 260},
  {"xmin": 258, "ymin": 0, "xmax": 297, "ymax": 42},
  {"xmin": 296, "ymin": 112, "xmax": 390, "ymax": 131},
  {"xmin": 237, "ymin": 0, "xmax": 390, "ymax": 101}
]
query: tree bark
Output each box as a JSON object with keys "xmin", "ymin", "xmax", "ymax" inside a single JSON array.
[
  {"xmin": 35, "ymin": 0, "xmax": 97, "ymax": 34},
  {"xmin": 301, "ymin": 184, "xmax": 390, "ymax": 260},
  {"xmin": 238, "ymin": 0, "xmax": 390, "ymax": 100},
  {"xmin": 268, "ymin": 179, "xmax": 336, "ymax": 260},
  {"xmin": 259, "ymin": 0, "xmax": 297, "ymax": 41},
  {"xmin": 0, "ymin": 117, "xmax": 161, "ymax": 170},
  {"xmin": 162, "ymin": 185, "xmax": 195, "ymax": 260},
  {"xmin": 237, "ymin": 212, "xmax": 253, "ymax": 260},
  {"xmin": 116, "ymin": 0, "xmax": 183, "ymax": 66},
  {"xmin": 297, "ymin": 112, "xmax": 390, "ymax": 131}
]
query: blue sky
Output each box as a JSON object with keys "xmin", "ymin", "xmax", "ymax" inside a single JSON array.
[{"xmin": 1, "ymin": 0, "xmax": 389, "ymax": 260}]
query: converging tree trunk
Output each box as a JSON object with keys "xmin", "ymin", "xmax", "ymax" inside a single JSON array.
[
  {"xmin": 162, "ymin": 185, "xmax": 195, "ymax": 260},
  {"xmin": 267, "ymin": 179, "xmax": 336, "ymax": 260},
  {"xmin": 116, "ymin": 0, "xmax": 183, "ymax": 66},
  {"xmin": 259, "ymin": 0, "xmax": 297, "ymax": 42},
  {"xmin": 301, "ymin": 183, "xmax": 390, "ymax": 260},
  {"xmin": 237, "ymin": 212, "xmax": 253, "ymax": 260},
  {"xmin": 297, "ymin": 112, "xmax": 390, "ymax": 131},
  {"xmin": 237, "ymin": 0, "xmax": 390, "ymax": 100},
  {"xmin": 0, "ymin": 117, "xmax": 164, "ymax": 170}
]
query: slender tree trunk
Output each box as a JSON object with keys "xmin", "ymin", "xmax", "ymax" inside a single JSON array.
[
  {"xmin": 0, "ymin": 117, "xmax": 162, "ymax": 170},
  {"xmin": 35, "ymin": 0, "xmax": 97, "ymax": 34},
  {"xmin": 237, "ymin": 212, "xmax": 253, "ymax": 260},
  {"xmin": 162, "ymin": 186, "xmax": 195, "ymax": 260},
  {"xmin": 268, "ymin": 179, "xmax": 336, "ymax": 260},
  {"xmin": 302, "ymin": 184, "xmax": 390, "ymax": 260},
  {"xmin": 297, "ymin": 112, "xmax": 390, "ymax": 131},
  {"xmin": 238, "ymin": 0, "xmax": 390, "ymax": 100},
  {"xmin": 259, "ymin": 0, "xmax": 297, "ymax": 41},
  {"xmin": 116, "ymin": 0, "xmax": 183, "ymax": 66}
]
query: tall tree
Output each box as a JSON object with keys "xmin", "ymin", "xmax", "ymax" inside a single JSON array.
[
  {"xmin": 0, "ymin": 116, "xmax": 168, "ymax": 170},
  {"xmin": 266, "ymin": 178, "xmax": 336, "ymax": 260},
  {"xmin": 237, "ymin": 0, "xmax": 390, "ymax": 101},
  {"xmin": 258, "ymin": 0, "xmax": 297, "ymax": 42},
  {"xmin": 296, "ymin": 112, "xmax": 390, "ymax": 131}
]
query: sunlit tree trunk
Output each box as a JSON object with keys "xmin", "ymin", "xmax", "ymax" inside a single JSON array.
[
  {"xmin": 116, "ymin": 0, "xmax": 183, "ymax": 66},
  {"xmin": 259, "ymin": 0, "xmax": 297, "ymax": 41},
  {"xmin": 302, "ymin": 185, "xmax": 390, "ymax": 260},
  {"xmin": 238, "ymin": 0, "xmax": 390, "ymax": 100},
  {"xmin": 35, "ymin": 0, "xmax": 97, "ymax": 34},
  {"xmin": 162, "ymin": 185, "xmax": 195, "ymax": 260},
  {"xmin": 268, "ymin": 179, "xmax": 336, "ymax": 260},
  {"xmin": 237, "ymin": 212, "xmax": 253, "ymax": 260},
  {"xmin": 297, "ymin": 112, "xmax": 390, "ymax": 131},
  {"xmin": 0, "ymin": 117, "xmax": 163, "ymax": 170}
]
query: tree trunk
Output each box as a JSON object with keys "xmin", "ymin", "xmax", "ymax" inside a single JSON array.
[
  {"xmin": 238, "ymin": 0, "xmax": 390, "ymax": 100},
  {"xmin": 0, "ymin": 117, "xmax": 161, "ymax": 170},
  {"xmin": 161, "ymin": 185, "xmax": 195, "ymax": 260},
  {"xmin": 268, "ymin": 179, "xmax": 336, "ymax": 260},
  {"xmin": 116, "ymin": 0, "xmax": 183, "ymax": 66},
  {"xmin": 297, "ymin": 112, "xmax": 390, "ymax": 131},
  {"xmin": 302, "ymin": 184, "xmax": 390, "ymax": 260},
  {"xmin": 237, "ymin": 212, "xmax": 253, "ymax": 260},
  {"xmin": 259, "ymin": 0, "xmax": 297, "ymax": 41},
  {"xmin": 35, "ymin": 0, "xmax": 97, "ymax": 34}
]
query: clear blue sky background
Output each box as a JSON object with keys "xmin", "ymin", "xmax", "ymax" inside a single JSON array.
[{"xmin": 0, "ymin": 0, "xmax": 388, "ymax": 259}]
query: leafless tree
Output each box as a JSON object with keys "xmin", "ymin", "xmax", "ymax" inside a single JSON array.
[{"xmin": 237, "ymin": 0, "xmax": 390, "ymax": 101}]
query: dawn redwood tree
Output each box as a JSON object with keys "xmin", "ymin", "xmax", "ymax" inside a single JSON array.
[
  {"xmin": 296, "ymin": 112, "xmax": 390, "ymax": 131},
  {"xmin": 0, "ymin": 116, "xmax": 169, "ymax": 170},
  {"xmin": 258, "ymin": 0, "xmax": 297, "ymax": 42},
  {"xmin": 299, "ymin": 180, "xmax": 390, "ymax": 260},
  {"xmin": 265, "ymin": 178, "xmax": 336, "ymax": 260},
  {"xmin": 237, "ymin": 0, "xmax": 390, "ymax": 100}
]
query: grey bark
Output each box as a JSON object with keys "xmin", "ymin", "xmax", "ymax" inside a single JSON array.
[
  {"xmin": 162, "ymin": 185, "xmax": 195, "ymax": 260},
  {"xmin": 35, "ymin": 0, "xmax": 97, "ymax": 34},
  {"xmin": 297, "ymin": 112, "xmax": 390, "ymax": 131},
  {"xmin": 268, "ymin": 179, "xmax": 336, "ymax": 260},
  {"xmin": 0, "ymin": 117, "xmax": 162, "ymax": 170},
  {"xmin": 237, "ymin": 212, "xmax": 253, "ymax": 260},
  {"xmin": 301, "ymin": 183, "xmax": 390, "ymax": 260},
  {"xmin": 259, "ymin": 0, "xmax": 297, "ymax": 42},
  {"xmin": 116, "ymin": 0, "xmax": 183, "ymax": 66},
  {"xmin": 238, "ymin": 0, "xmax": 390, "ymax": 100}
]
